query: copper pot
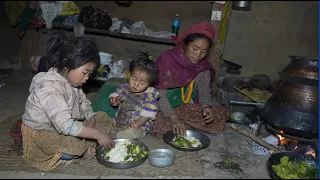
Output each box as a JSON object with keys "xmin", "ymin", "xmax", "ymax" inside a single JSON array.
[
  {"xmin": 265, "ymin": 81, "xmax": 318, "ymax": 114},
  {"xmin": 280, "ymin": 56, "xmax": 318, "ymax": 85},
  {"xmin": 261, "ymin": 56, "xmax": 318, "ymax": 138},
  {"xmin": 261, "ymin": 81, "xmax": 318, "ymax": 138}
]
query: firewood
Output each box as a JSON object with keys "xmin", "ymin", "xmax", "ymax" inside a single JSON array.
[{"xmin": 230, "ymin": 123, "xmax": 285, "ymax": 154}]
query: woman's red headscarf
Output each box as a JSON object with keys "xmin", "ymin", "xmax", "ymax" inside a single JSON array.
[
  {"xmin": 154, "ymin": 21, "xmax": 216, "ymax": 94},
  {"xmin": 176, "ymin": 21, "xmax": 215, "ymax": 51}
]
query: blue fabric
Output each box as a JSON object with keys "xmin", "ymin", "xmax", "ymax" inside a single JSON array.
[{"xmin": 61, "ymin": 153, "xmax": 77, "ymax": 160}]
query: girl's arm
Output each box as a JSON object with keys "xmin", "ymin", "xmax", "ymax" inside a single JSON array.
[
  {"xmin": 78, "ymin": 126, "xmax": 114, "ymax": 148},
  {"xmin": 35, "ymin": 82, "xmax": 113, "ymax": 148},
  {"xmin": 135, "ymin": 90, "xmax": 159, "ymax": 128},
  {"xmin": 80, "ymin": 88, "xmax": 96, "ymax": 121},
  {"xmin": 133, "ymin": 116, "xmax": 149, "ymax": 128}
]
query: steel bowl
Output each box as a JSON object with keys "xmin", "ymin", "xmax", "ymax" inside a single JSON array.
[
  {"xmin": 148, "ymin": 148, "xmax": 176, "ymax": 168},
  {"xmin": 96, "ymin": 139, "xmax": 149, "ymax": 169},
  {"xmin": 163, "ymin": 130, "xmax": 210, "ymax": 151},
  {"xmin": 230, "ymin": 111, "xmax": 247, "ymax": 124},
  {"xmin": 267, "ymin": 152, "xmax": 318, "ymax": 179}
]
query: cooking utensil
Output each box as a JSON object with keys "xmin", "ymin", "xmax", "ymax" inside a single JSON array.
[
  {"xmin": 279, "ymin": 56, "xmax": 318, "ymax": 85},
  {"xmin": 261, "ymin": 56, "xmax": 318, "ymax": 138},
  {"xmin": 232, "ymin": 1, "xmax": 252, "ymax": 11},
  {"xmin": 229, "ymin": 100, "xmax": 265, "ymax": 109},
  {"xmin": 261, "ymin": 81, "xmax": 318, "ymax": 138},
  {"xmin": 230, "ymin": 111, "xmax": 246, "ymax": 124},
  {"xmin": 267, "ymin": 152, "xmax": 318, "ymax": 179},
  {"xmin": 233, "ymin": 86, "xmax": 261, "ymax": 103},
  {"xmin": 163, "ymin": 130, "xmax": 210, "ymax": 152},
  {"xmin": 148, "ymin": 148, "xmax": 176, "ymax": 168},
  {"xmin": 95, "ymin": 139, "xmax": 149, "ymax": 169}
]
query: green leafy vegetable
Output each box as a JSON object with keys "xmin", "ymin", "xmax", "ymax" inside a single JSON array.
[
  {"xmin": 171, "ymin": 136, "xmax": 193, "ymax": 148},
  {"xmin": 272, "ymin": 156, "xmax": 318, "ymax": 179},
  {"xmin": 104, "ymin": 143, "xmax": 148, "ymax": 163}
]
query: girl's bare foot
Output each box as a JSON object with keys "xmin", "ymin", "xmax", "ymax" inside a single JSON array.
[{"xmin": 82, "ymin": 146, "xmax": 96, "ymax": 159}]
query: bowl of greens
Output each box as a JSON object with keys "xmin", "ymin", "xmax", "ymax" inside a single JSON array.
[
  {"xmin": 163, "ymin": 130, "xmax": 210, "ymax": 151},
  {"xmin": 268, "ymin": 152, "xmax": 318, "ymax": 179},
  {"xmin": 96, "ymin": 139, "xmax": 149, "ymax": 169}
]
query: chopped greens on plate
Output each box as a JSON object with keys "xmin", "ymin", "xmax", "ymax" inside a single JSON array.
[
  {"xmin": 171, "ymin": 135, "xmax": 201, "ymax": 148},
  {"xmin": 104, "ymin": 141, "xmax": 148, "ymax": 163}
]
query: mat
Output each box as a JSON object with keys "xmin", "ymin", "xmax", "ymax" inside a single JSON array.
[{"xmin": 0, "ymin": 113, "xmax": 204, "ymax": 178}]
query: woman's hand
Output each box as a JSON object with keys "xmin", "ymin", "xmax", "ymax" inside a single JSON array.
[
  {"xmin": 97, "ymin": 132, "xmax": 115, "ymax": 149},
  {"xmin": 170, "ymin": 114, "xmax": 186, "ymax": 136},
  {"xmin": 202, "ymin": 105, "xmax": 214, "ymax": 124}
]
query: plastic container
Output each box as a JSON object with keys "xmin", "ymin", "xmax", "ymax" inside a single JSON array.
[
  {"xmin": 99, "ymin": 52, "xmax": 113, "ymax": 65},
  {"xmin": 172, "ymin": 14, "xmax": 180, "ymax": 36}
]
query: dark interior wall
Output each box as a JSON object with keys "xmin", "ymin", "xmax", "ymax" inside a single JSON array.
[{"xmin": 223, "ymin": 1, "xmax": 318, "ymax": 82}]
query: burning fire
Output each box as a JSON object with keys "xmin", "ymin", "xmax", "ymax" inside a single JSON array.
[
  {"xmin": 305, "ymin": 145, "xmax": 316, "ymax": 157},
  {"xmin": 275, "ymin": 130, "xmax": 316, "ymax": 158},
  {"xmin": 276, "ymin": 130, "xmax": 298, "ymax": 148}
]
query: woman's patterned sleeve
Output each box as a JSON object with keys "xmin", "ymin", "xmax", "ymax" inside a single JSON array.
[
  {"xmin": 194, "ymin": 70, "xmax": 213, "ymax": 107},
  {"xmin": 157, "ymin": 89, "xmax": 175, "ymax": 117}
]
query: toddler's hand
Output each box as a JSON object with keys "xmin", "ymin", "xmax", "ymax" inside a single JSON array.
[
  {"xmin": 115, "ymin": 95, "xmax": 124, "ymax": 104},
  {"xmin": 110, "ymin": 95, "xmax": 124, "ymax": 106}
]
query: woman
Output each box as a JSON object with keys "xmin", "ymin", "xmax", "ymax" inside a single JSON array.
[{"xmin": 149, "ymin": 21, "xmax": 229, "ymax": 137}]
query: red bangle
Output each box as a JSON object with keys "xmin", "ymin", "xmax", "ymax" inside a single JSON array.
[{"xmin": 111, "ymin": 97, "xmax": 116, "ymax": 104}]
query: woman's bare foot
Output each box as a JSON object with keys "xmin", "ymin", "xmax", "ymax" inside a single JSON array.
[{"xmin": 82, "ymin": 146, "xmax": 96, "ymax": 159}]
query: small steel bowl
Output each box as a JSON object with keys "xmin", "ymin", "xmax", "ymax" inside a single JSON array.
[
  {"xmin": 230, "ymin": 111, "xmax": 246, "ymax": 124},
  {"xmin": 148, "ymin": 149, "xmax": 176, "ymax": 168}
]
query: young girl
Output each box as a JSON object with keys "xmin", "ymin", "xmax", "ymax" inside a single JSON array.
[
  {"xmin": 21, "ymin": 32, "xmax": 115, "ymax": 172},
  {"xmin": 109, "ymin": 53, "xmax": 159, "ymax": 140}
]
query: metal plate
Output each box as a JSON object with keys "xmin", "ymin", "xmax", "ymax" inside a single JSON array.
[
  {"xmin": 96, "ymin": 139, "xmax": 149, "ymax": 169},
  {"xmin": 267, "ymin": 152, "xmax": 318, "ymax": 179},
  {"xmin": 163, "ymin": 130, "xmax": 210, "ymax": 152}
]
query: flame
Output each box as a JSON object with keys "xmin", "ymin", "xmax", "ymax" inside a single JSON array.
[
  {"xmin": 305, "ymin": 151, "xmax": 316, "ymax": 157},
  {"xmin": 275, "ymin": 130, "xmax": 299, "ymax": 148},
  {"xmin": 305, "ymin": 145, "xmax": 316, "ymax": 157},
  {"xmin": 274, "ymin": 129, "xmax": 315, "ymax": 157},
  {"xmin": 275, "ymin": 130, "xmax": 284, "ymax": 138},
  {"xmin": 276, "ymin": 131, "xmax": 291, "ymax": 145}
]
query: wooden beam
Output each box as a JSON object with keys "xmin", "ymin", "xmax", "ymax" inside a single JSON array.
[
  {"xmin": 231, "ymin": 123, "xmax": 285, "ymax": 154},
  {"xmin": 208, "ymin": 1, "xmax": 233, "ymax": 93}
]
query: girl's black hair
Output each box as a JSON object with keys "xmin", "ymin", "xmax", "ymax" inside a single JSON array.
[
  {"xmin": 45, "ymin": 32, "xmax": 100, "ymax": 72},
  {"xmin": 129, "ymin": 52, "xmax": 158, "ymax": 86},
  {"xmin": 183, "ymin": 33, "xmax": 213, "ymax": 48}
]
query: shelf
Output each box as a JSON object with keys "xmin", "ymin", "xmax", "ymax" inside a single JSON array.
[{"xmin": 52, "ymin": 24, "xmax": 176, "ymax": 46}]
